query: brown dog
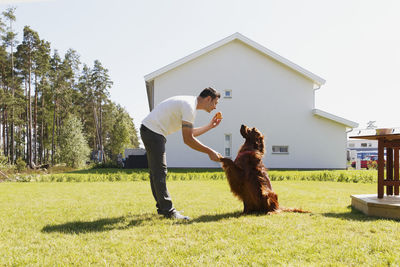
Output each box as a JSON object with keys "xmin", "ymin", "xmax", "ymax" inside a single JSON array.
[{"xmin": 220, "ymin": 125, "xmax": 308, "ymax": 214}]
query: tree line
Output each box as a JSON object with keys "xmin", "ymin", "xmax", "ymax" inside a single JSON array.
[{"xmin": 0, "ymin": 7, "xmax": 139, "ymax": 168}]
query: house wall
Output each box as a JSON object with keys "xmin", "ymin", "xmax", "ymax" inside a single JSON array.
[{"xmin": 151, "ymin": 40, "xmax": 347, "ymax": 169}]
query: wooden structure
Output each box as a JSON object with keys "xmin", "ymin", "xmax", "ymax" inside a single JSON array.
[{"xmin": 350, "ymin": 134, "xmax": 400, "ymax": 198}]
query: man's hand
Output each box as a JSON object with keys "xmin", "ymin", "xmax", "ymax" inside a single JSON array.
[
  {"xmin": 209, "ymin": 112, "xmax": 222, "ymax": 128},
  {"xmin": 208, "ymin": 149, "xmax": 222, "ymax": 162}
]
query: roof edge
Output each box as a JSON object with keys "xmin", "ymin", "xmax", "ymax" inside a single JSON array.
[
  {"xmin": 144, "ymin": 32, "xmax": 326, "ymax": 85},
  {"xmin": 312, "ymin": 109, "xmax": 359, "ymax": 128}
]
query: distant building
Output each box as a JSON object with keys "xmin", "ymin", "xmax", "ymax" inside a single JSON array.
[
  {"xmin": 347, "ymin": 129, "xmax": 378, "ymax": 161},
  {"xmin": 124, "ymin": 148, "xmax": 147, "ymax": 168}
]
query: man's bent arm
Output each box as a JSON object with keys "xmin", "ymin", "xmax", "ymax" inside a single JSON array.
[
  {"xmin": 192, "ymin": 114, "xmax": 222, "ymax": 137},
  {"xmin": 192, "ymin": 124, "xmax": 212, "ymax": 137}
]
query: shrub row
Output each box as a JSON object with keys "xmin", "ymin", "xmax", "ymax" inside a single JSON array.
[
  {"xmin": 268, "ymin": 170, "xmax": 377, "ymax": 183},
  {"xmin": 11, "ymin": 169, "xmax": 378, "ymax": 183}
]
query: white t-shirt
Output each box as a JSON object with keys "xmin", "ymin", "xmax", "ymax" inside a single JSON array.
[{"xmin": 142, "ymin": 95, "xmax": 198, "ymax": 137}]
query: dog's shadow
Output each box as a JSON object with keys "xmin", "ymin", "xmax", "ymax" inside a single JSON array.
[{"xmin": 188, "ymin": 211, "xmax": 243, "ymax": 223}]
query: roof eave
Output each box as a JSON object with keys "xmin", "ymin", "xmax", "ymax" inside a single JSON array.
[
  {"xmin": 312, "ymin": 109, "xmax": 359, "ymax": 128},
  {"xmin": 143, "ymin": 32, "xmax": 326, "ymax": 86}
]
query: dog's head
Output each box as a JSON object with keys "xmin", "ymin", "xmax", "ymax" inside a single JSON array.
[{"xmin": 240, "ymin": 124, "xmax": 265, "ymax": 154}]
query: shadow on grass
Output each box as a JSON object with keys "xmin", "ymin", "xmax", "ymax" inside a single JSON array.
[
  {"xmin": 190, "ymin": 211, "xmax": 243, "ymax": 223},
  {"xmin": 41, "ymin": 211, "xmax": 245, "ymax": 234},
  {"xmin": 321, "ymin": 205, "xmax": 400, "ymax": 222},
  {"xmin": 41, "ymin": 213, "xmax": 156, "ymax": 234}
]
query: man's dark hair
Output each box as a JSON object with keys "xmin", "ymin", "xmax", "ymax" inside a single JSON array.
[{"xmin": 199, "ymin": 87, "xmax": 221, "ymax": 99}]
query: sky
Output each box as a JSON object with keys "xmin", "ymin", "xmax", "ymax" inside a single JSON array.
[{"xmin": 1, "ymin": 0, "xmax": 400, "ymax": 135}]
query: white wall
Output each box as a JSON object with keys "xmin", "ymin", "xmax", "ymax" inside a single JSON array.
[{"xmin": 152, "ymin": 40, "xmax": 347, "ymax": 169}]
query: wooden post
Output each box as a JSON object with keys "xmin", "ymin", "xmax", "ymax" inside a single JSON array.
[
  {"xmin": 387, "ymin": 147, "xmax": 393, "ymax": 195},
  {"xmin": 378, "ymin": 139, "xmax": 384, "ymax": 198},
  {"xmin": 395, "ymin": 148, "xmax": 399, "ymax": 195}
]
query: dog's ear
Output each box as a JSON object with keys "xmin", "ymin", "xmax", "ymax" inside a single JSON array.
[
  {"xmin": 256, "ymin": 135, "xmax": 265, "ymax": 154},
  {"xmin": 252, "ymin": 128, "xmax": 265, "ymax": 153},
  {"xmin": 240, "ymin": 124, "xmax": 248, "ymax": 138}
]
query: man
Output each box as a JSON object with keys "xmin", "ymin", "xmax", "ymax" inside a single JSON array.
[{"xmin": 140, "ymin": 87, "xmax": 222, "ymax": 220}]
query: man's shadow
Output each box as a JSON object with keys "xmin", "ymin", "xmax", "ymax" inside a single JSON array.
[
  {"xmin": 41, "ymin": 211, "xmax": 243, "ymax": 234},
  {"xmin": 41, "ymin": 213, "xmax": 155, "ymax": 234}
]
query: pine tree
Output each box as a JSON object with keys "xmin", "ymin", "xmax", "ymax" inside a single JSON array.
[
  {"xmin": 58, "ymin": 115, "xmax": 90, "ymax": 168},
  {"xmin": 2, "ymin": 7, "xmax": 17, "ymax": 163}
]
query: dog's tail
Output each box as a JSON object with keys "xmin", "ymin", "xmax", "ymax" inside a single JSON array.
[{"xmin": 279, "ymin": 207, "xmax": 311, "ymax": 213}]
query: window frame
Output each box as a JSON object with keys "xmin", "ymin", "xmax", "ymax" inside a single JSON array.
[
  {"xmin": 224, "ymin": 90, "xmax": 232, "ymax": 98},
  {"xmin": 224, "ymin": 134, "xmax": 232, "ymax": 158},
  {"xmin": 272, "ymin": 145, "xmax": 289, "ymax": 154}
]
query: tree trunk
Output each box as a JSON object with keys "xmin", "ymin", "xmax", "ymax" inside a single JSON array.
[
  {"xmin": 2, "ymin": 109, "xmax": 6, "ymax": 157},
  {"xmin": 40, "ymin": 85, "xmax": 45, "ymax": 164},
  {"xmin": 93, "ymin": 102, "xmax": 103, "ymax": 162},
  {"xmin": 25, "ymin": 79, "xmax": 29, "ymax": 162},
  {"xmin": 10, "ymin": 98, "xmax": 14, "ymax": 163},
  {"xmin": 33, "ymin": 75, "xmax": 38, "ymax": 164},
  {"xmin": 51, "ymin": 96, "xmax": 56, "ymax": 166},
  {"xmin": 28, "ymin": 59, "xmax": 34, "ymax": 168},
  {"xmin": 99, "ymin": 101, "xmax": 105, "ymax": 163},
  {"xmin": 10, "ymin": 33, "xmax": 15, "ymax": 164},
  {"xmin": 5, "ymin": 109, "xmax": 8, "ymax": 158}
]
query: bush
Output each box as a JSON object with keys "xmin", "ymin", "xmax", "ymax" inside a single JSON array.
[
  {"xmin": 9, "ymin": 168, "xmax": 379, "ymax": 184},
  {"xmin": 59, "ymin": 115, "xmax": 90, "ymax": 168},
  {"xmin": 92, "ymin": 161, "xmax": 119, "ymax": 169},
  {"xmin": 15, "ymin": 158, "xmax": 26, "ymax": 172}
]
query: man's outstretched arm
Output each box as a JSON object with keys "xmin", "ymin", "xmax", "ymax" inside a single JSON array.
[{"xmin": 182, "ymin": 121, "xmax": 221, "ymax": 161}]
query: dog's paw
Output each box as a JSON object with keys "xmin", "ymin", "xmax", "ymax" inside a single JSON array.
[{"xmin": 219, "ymin": 157, "xmax": 234, "ymax": 168}]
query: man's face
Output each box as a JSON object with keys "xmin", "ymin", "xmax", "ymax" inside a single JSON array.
[{"xmin": 206, "ymin": 96, "xmax": 219, "ymax": 113}]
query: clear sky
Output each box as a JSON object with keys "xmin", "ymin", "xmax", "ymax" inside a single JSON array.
[{"xmin": 1, "ymin": 0, "xmax": 400, "ymax": 133}]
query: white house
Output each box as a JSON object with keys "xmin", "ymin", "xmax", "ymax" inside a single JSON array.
[{"xmin": 144, "ymin": 33, "xmax": 358, "ymax": 169}]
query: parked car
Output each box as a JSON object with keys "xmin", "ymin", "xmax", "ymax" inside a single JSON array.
[{"xmin": 351, "ymin": 156, "xmax": 379, "ymax": 169}]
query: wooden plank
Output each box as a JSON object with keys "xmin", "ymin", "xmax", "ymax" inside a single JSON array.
[
  {"xmin": 378, "ymin": 139, "xmax": 385, "ymax": 198},
  {"xmin": 383, "ymin": 140, "xmax": 400, "ymax": 147},
  {"xmin": 387, "ymin": 147, "xmax": 393, "ymax": 195},
  {"xmin": 350, "ymin": 134, "xmax": 400, "ymax": 141},
  {"xmin": 395, "ymin": 148, "xmax": 400, "ymax": 195},
  {"xmin": 383, "ymin": 180, "xmax": 400, "ymax": 186}
]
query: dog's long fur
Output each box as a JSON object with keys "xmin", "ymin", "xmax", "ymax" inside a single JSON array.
[{"xmin": 220, "ymin": 125, "xmax": 308, "ymax": 214}]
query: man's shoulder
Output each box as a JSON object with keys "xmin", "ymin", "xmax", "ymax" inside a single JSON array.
[{"xmin": 170, "ymin": 95, "xmax": 196, "ymax": 102}]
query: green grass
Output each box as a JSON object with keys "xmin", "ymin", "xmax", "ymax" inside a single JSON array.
[{"xmin": 1, "ymin": 180, "xmax": 400, "ymax": 265}]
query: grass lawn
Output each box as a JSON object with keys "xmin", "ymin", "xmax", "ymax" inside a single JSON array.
[{"xmin": 1, "ymin": 180, "xmax": 400, "ymax": 266}]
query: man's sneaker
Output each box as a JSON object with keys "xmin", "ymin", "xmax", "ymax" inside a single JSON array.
[{"xmin": 165, "ymin": 210, "xmax": 190, "ymax": 220}]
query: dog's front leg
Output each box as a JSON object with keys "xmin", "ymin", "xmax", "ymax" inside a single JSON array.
[{"xmin": 219, "ymin": 157, "xmax": 235, "ymax": 169}]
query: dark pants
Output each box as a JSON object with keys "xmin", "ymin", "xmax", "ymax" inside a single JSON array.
[{"xmin": 140, "ymin": 124, "xmax": 175, "ymax": 215}]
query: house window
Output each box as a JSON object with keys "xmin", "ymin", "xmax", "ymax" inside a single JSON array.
[
  {"xmin": 349, "ymin": 143, "xmax": 355, "ymax": 148},
  {"xmin": 361, "ymin": 143, "xmax": 368, "ymax": 147},
  {"xmin": 225, "ymin": 134, "xmax": 232, "ymax": 157},
  {"xmin": 272, "ymin": 146, "xmax": 289, "ymax": 154},
  {"xmin": 224, "ymin": 90, "xmax": 232, "ymax": 98}
]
